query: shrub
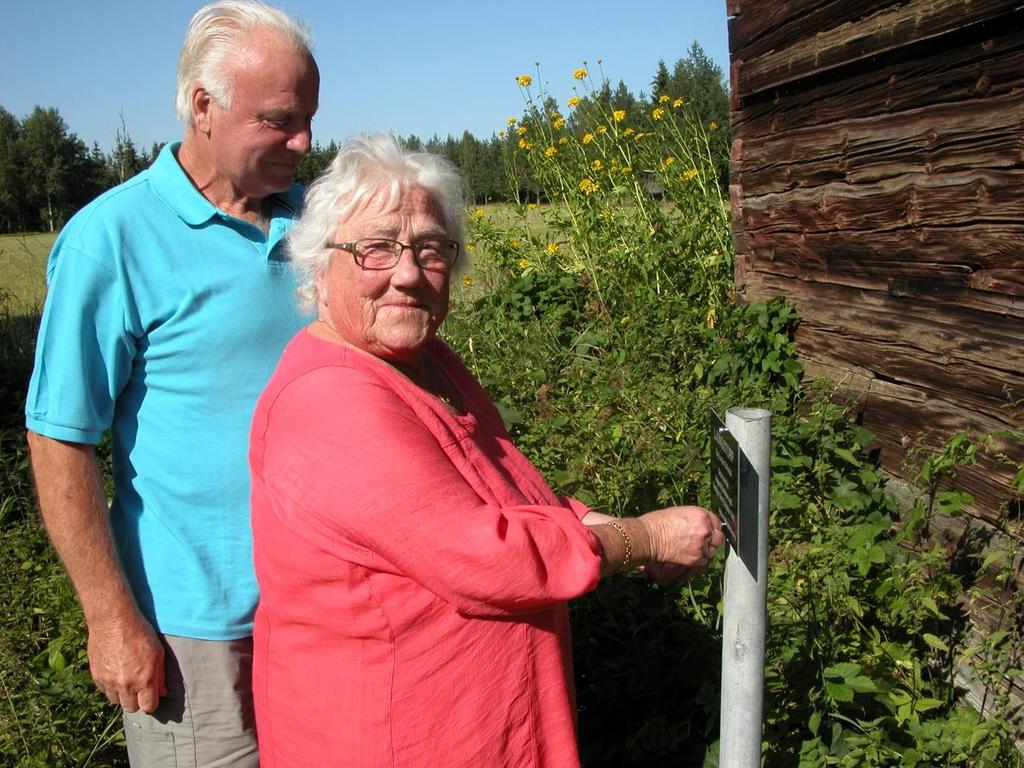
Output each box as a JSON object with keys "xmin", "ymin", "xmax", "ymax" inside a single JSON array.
[
  {"xmin": 0, "ymin": 288, "xmax": 126, "ymax": 766},
  {"xmin": 444, "ymin": 68, "xmax": 1024, "ymax": 766}
]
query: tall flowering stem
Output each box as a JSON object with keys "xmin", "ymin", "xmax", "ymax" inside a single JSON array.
[{"xmin": 486, "ymin": 65, "xmax": 732, "ymax": 328}]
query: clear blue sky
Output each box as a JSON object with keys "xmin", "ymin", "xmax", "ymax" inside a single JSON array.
[{"xmin": 2, "ymin": 1, "xmax": 731, "ymax": 153}]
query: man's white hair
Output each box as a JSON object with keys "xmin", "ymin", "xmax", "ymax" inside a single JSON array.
[{"xmin": 175, "ymin": 0, "xmax": 312, "ymax": 124}]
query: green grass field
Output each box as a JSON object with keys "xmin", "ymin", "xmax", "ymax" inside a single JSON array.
[
  {"xmin": 0, "ymin": 233, "xmax": 52, "ymax": 313},
  {"xmin": 0, "ymin": 211, "xmax": 530, "ymax": 315}
]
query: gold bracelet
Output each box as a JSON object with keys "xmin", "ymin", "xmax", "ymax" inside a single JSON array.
[{"xmin": 607, "ymin": 520, "xmax": 632, "ymax": 572}]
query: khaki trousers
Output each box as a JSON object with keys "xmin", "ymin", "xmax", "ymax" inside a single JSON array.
[{"xmin": 122, "ymin": 634, "xmax": 258, "ymax": 768}]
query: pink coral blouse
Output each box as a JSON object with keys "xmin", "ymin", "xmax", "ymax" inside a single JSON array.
[{"xmin": 249, "ymin": 330, "xmax": 603, "ymax": 767}]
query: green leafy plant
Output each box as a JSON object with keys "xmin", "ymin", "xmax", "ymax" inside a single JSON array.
[{"xmin": 445, "ymin": 65, "xmax": 1024, "ymax": 767}]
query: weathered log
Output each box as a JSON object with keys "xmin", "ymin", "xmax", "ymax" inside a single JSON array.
[
  {"xmin": 732, "ymin": 227, "xmax": 1024, "ymax": 310},
  {"xmin": 736, "ymin": 169, "xmax": 1024, "ymax": 235},
  {"xmin": 732, "ymin": 19, "xmax": 1024, "ymax": 136},
  {"xmin": 732, "ymin": 93, "xmax": 1024, "ymax": 196},
  {"xmin": 741, "ymin": 275, "xmax": 1024, "ymax": 386},
  {"xmin": 731, "ymin": 0, "xmax": 1024, "ymax": 97},
  {"xmin": 729, "ymin": 0, "xmax": 907, "ymax": 63}
]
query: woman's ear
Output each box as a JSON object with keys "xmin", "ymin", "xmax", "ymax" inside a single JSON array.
[{"xmin": 315, "ymin": 269, "xmax": 328, "ymax": 309}]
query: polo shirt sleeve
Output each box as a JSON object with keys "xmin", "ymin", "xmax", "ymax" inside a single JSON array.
[
  {"xmin": 254, "ymin": 365, "xmax": 603, "ymax": 618},
  {"xmin": 25, "ymin": 240, "xmax": 136, "ymax": 445}
]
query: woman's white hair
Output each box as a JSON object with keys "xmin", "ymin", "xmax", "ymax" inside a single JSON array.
[
  {"xmin": 288, "ymin": 133, "xmax": 468, "ymax": 312},
  {"xmin": 175, "ymin": 0, "xmax": 312, "ymax": 124}
]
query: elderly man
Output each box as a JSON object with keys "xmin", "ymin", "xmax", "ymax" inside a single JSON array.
[{"xmin": 24, "ymin": 1, "xmax": 318, "ymax": 765}]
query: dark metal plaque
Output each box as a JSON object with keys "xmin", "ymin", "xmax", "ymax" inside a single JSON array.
[
  {"xmin": 710, "ymin": 408, "xmax": 760, "ymax": 576},
  {"xmin": 710, "ymin": 409, "xmax": 739, "ymax": 549}
]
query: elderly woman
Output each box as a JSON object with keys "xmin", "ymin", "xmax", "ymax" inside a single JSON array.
[{"xmin": 249, "ymin": 133, "xmax": 725, "ymax": 767}]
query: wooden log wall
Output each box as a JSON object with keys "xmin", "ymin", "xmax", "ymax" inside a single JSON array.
[
  {"xmin": 728, "ymin": 0, "xmax": 1024, "ymax": 522},
  {"xmin": 727, "ymin": 0, "xmax": 1024, "ymax": 736}
]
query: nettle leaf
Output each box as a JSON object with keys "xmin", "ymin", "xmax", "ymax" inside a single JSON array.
[
  {"xmin": 825, "ymin": 680, "xmax": 854, "ymax": 703},
  {"xmin": 987, "ymin": 630, "xmax": 1009, "ymax": 647},
  {"xmin": 808, "ymin": 710, "xmax": 822, "ymax": 736},
  {"xmin": 981, "ymin": 550, "xmax": 1009, "ymax": 570},
  {"xmin": 825, "ymin": 662, "xmax": 862, "ymax": 680},
  {"xmin": 922, "ymin": 633, "xmax": 949, "ymax": 653},
  {"xmin": 889, "ymin": 688, "xmax": 913, "ymax": 707},
  {"xmin": 833, "ymin": 447, "xmax": 858, "ymax": 465},
  {"xmin": 936, "ymin": 489, "xmax": 973, "ymax": 515},
  {"xmin": 495, "ymin": 401, "xmax": 524, "ymax": 427},
  {"xmin": 773, "ymin": 489, "xmax": 804, "ymax": 511},
  {"xmin": 919, "ymin": 596, "xmax": 943, "ymax": 617},
  {"xmin": 847, "ymin": 675, "xmax": 877, "ymax": 693},
  {"xmin": 914, "ymin": 697, "xmax": 944, "ymax": 713}
]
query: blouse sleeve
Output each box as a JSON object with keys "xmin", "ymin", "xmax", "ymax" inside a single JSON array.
[{"xmin": 254, "ymin": 364, "xmax": 602, "ymax": 617}]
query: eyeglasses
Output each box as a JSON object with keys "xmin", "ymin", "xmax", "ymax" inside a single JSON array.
[{"xmin": 326, "ymin": 237, "xmax": 460, "ymax": 272}]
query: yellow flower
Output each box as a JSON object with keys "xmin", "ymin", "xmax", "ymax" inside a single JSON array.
[
  {"xmin": 619, "ymin": 315, "xmax": 631, "ymax": 325},
  {"xmin": 516, "ymin": 125, "xmax": 528, "ymax": 136},
  {"xmin": 578, "ymin": 178, "xmax": 598, "ymax": 194},
  {"xmin": 473, "ymin": 208, "xmax": 486, "ymax": 220},
  {"xmin": 462, "ymin": 275, "xmax": 474, "ymax": 286},
  {"xmin": 510, "ymin": 239, "xmax": 521, "ymax": 248},
  {"xmin": 652, "ymin": 107, "xmax": 665, "ymax": 120},
  {"xmin": 552, "ymin": 117, "xmax": 565, "ymax": 130},
  {"xmin": 518, "ymin": 138, "xmax": 532, "ymax": 150},
  {"xmin": 516, "ymin": 74, "xmax": 532, "ymax": 87},
  {"xmin": 558, "ymin": 136, "xmax": 568, "ymax": 145},
  {"xmin": 567, "ymin": 96, "xmax": 580, "ymax": 108},
  {"xmin": 633, "ymin": 132, "xmax": 645, "ymax": 142},
  {"xmin": 612, "ymin": 109, "xmax": 626, "ymax": 123},
  {"xmin": 623, "ymin": 127, "xmax": 634, "ymax": 136},
  {"xmin": 591, "ymin": 159, "xmax": 603, "ymax": 172},
  {"xmin": 526, "ymin": 203, "xmax": 538, "ymax": 209},
  {"xmin": 658, "ymin": 94, "xmax": 670, "ymax": 104},
  {"xmin": 622, "ymin": 166, "xmax": 632, "ymax": 174},
  {"xmin": 681, "ymin": 168, "xmax": 699, "ymax": 180},
  {"xmin": 517, "ymin": 258, "xmax": 529, "ymax": 269},
  {"xmin": 709, "ymin": 121, "xmax": 719, "ymax": 130},
  {"xmin": 466, "ymin": 242, "xmax": 477, "ymax": 251},
  {"xmin": 573, "ymin": 67, "xmax": 588, "ymax": 80},
  {"xmin": 507, "ymin": 117, "xmax": 517, "ymax": 126},
  {"xmin": 546, "ymin": 242, "xmax": 560, "ymax": 255},
  {"xmin": 596, "ymin": 124, "xmax": 607, "ymax": 134},
  {"xmin": 582, "ymin": 133, "xmax": 594, "ymax": 144},
  {"xmin": 659, "ymin": 156, "xmax": 676, "ymax": 172},
  {"xmin": 545, "ymin": 146, "xmax": 557, "ymax": 157},
  {"xmin": 497, "ymin": 130, "xmax": 506, "ymax": 138},
  {"xmin": 672, "ymin": 98, "xmax": 684, "ymax": 108}
]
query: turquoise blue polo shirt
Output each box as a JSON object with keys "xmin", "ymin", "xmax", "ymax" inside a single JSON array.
[{"xmin": 26, "ymin": 142, "xmax": 310, "ymax": 639}]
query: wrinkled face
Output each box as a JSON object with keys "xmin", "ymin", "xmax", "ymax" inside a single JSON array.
[
  {"xmin": 198, "ymin": 31, "xmax": 319, "ymax": 197},
  {"xmin": 317, "ymin": 185, "xmax": 451, "ymax": 364}
]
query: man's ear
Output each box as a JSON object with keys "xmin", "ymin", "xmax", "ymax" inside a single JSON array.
[{"xmin": 192, "ymin": 87, "xmax": 214, "ymax": 135}]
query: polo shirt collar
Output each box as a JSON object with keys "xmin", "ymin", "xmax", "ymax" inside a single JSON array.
[{"xmin": 149, "ymin": 141, "xmax": 221, "ymax": 227}]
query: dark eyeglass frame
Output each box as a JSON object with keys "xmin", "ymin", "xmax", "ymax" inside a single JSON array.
[{"xmin": 326, "ymin": 237, "xmax": 460, "ymax": 271}]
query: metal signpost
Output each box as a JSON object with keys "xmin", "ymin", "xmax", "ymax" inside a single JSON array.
[{"xmin": 711, "ymin": 407, "xmax": 771, "ymax": 768}]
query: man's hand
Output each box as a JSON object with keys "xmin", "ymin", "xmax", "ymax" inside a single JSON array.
[
  {"xmin": 27, "ymin": 432, "xmax": 167, "ymax": 713},
  {"xmin": 88, "ymin": 613, "xmax": 167, "ymax": 712}
]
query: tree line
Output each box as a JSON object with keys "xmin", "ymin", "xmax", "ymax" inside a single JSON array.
[{"xmin": 0, "ymin": 43, "xmax": 728, "ymax": 234}]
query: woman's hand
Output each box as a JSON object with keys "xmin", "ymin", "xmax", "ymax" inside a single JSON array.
[
  {"xmin": 639, "ymin": 506, "xmax": 725, "ymax": 579},
  {"xmin": 587, "ymin": 505, "xmax": 725, "ymax": 579}
]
